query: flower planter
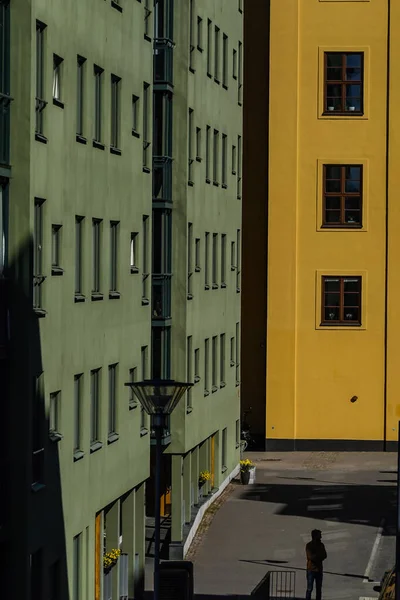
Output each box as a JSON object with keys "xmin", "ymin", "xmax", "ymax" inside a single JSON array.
[{"xmin": 240, "ymin": 470, "xmax": 250, "ymax": 485}]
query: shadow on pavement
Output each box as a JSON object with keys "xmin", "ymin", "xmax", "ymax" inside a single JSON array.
[
  {"xmin": 240, "ymin": 559, "xmax": 366, "ymax": 580},
  {"xmin": 238, "ymin": 482, "xmax": 396, "ymax": 534}
]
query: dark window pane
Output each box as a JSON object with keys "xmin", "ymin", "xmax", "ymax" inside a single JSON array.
[
  {"xmin": 325, "ymin": 211, "xmax": 341, "ymax": 224},
  {"xmin": 345, "ymin": 197, "xmax": 360, "ymax": 210},
  {"xmin": 325, "ymin": 165, "xmax": 341, "ymax": 179},
  {"xmin": 324, "ymin": 278, "xmax": 340, "ymax": 292},
  {"xmin": 345, "ymin": 67, "xmax": 362, "ymax": 81},
  {"xmin": 324, "ymin": 307, "xmax": 339, "ymax": 321},
  {"xmin": 345, "ymin": 166, "xmax": 361, "ymax": 180},
  {"xmin": 325, "ymin": 180, "xmax": 341, "ymax": 193},
  {"xmin": 344, "ymin": 293, "xmax": 359, "ymax": 306},
  {"xmin": 327, "ymin": 84, "xmax": 342, "ymax": 98},
  {"xmin": 343, "ymin": 308, "xmax": 359, "ymax": 321},
  {"xmin": 325, "ymin": 292, "xmax": 340, "ymax": 306},
  {"xmin": 325, "ymin": 196, "xmax": 341, "ymax": 210},
  {"xmin": 345, "ymin": 180, "xmax": 361, "ymax": 193},
  {"xmin": 346, "ymin": 84, "xmax": 361, "ymax": 98},
  {"xmin": 326, "ymin": 68, "xmax": 342, "ymax": 81},
  {"xmin": 344, "ymin": 278, "xmax": 360, "ymax": 293},
  {"xmin": 345, "ymin": 211, "xmax": 361, "ymax": 225},
  {"xmin": 346, "ymin": 53, "xmax": 362, "ymax": 68},
  {"xmin": 326, "ymin": 53, "xmax": 342, "ymax": 67}
]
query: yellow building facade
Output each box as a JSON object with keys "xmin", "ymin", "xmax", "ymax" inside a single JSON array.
[{"xmin": 242, "ymin": 0, "xmax": 400, "ymax": 450}]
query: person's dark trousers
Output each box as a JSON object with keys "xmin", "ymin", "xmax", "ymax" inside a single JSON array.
[{"xmin": 306, "ymin": 570, "xmax": 323, "ymax": 600}]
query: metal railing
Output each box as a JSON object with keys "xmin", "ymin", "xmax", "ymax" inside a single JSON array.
[
  {"xmin": 153, "ymin": 156, "xmax": 172, "ymax": 204},
  {"xmin": 154, "ymin": 39, "xmax": 174, "ymax": 86},
  {"xmin": 251, "ymin": 571, "xmax": 296, "ymax": 600},
  {"xmin": 0, "ymin": 92, "xmax": 12, "ymax": 166},
  {"xmin": 152, "ymin": 275, "xmax": 171, "ymax": 320}
]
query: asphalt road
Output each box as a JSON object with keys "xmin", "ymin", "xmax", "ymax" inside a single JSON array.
[{"xmin": 191, "ymin": 452, "xmax": 397, "ymax": 600}]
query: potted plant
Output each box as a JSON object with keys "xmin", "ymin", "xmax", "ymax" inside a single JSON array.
[
  {"xmin": 240, "ymin": 459, "xmax": 255, "ymax": 485},
  {"xmin": 103, "ymin": 548, "xmax": 121, "ymax": 574},
  {"xmin": 198, "ymin": 470, "xmax": 211, "ymax": 489}
]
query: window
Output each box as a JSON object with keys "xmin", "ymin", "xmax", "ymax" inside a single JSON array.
[
  {"xmin": 238, "ymin": 41, "xmax": 243, "ymax": 104},
  {"xmin": 108, "ymin": 364, "xmax": 118, "ymax": 438},
  {"xmin": 222, "ymin": 134, "xmax": 227, "ymax": 187},
  {"xmin": 230, "ymin": 336, "xmax": 235, "ymax": 367},
  {"xmin": 324, "ymin": 52, "xmax": 363, "ymax": 114},
  {"xmin": 77, "ymin": 56, "xmax": 86, "ymax": 138},
  {"xmin": 51, "ymin": 224, "xmax": 62, "ymax": 273},
  {"xmin": 144, "ymin": 0, "xmax": 152, "ymax": 39},
  {"xmin": 236, "ymin": 419, "xmax": 240, "ymax": 447},
  {"xmin": 130, "ymin": 232, "xmax": 139, "ymax": 273},
  {"xmin": 189, "ymin": 0, "xmax": 195, "ymax": 70},
  {"xmin": 0, "ymin": 180, "xmax": 8, "ymax": 275},
  {"xmin": 214, "ymin": 26, "xmax": 220, "ymax": 82},
  {"xmin": 222, "ymin": 427, "xmax": 227, "ymax": 470},
  {"xmin": 231, "ymin": 240, "xmax": 236, "ymax": 271},
  {"xmin": 128, "ymin": 367, "xmax": 137, "ymax": 409},
  {"xmin": 323, "ymin": 165, "xmax": 362, "ymax": 227},
  {"xmin": 222, "ymin": 34, "xmax": 228, "ymax": 87},
  {"xmin": 232, "ymin": 48, "xmax": 237, "ymax": 80},
  {"xmin": 187, "ymin": 222, "xmax": 193, "ymax": 298},
  {"xmin": 143, "ymin": 82, "xmax": 150, "ymax": 169},
  {"xmin": 52, "ymin": 55, "xmax": 63, "ymax": 105},
  {"xmin": 74, "ymin": 374, "xmax": 83, "ymax": 454},
  {"xmin": 207, "ymin": 19, "xmax": 212, "ymax": 76},
  {"xmin": 236, "ymin": 229, "xmax": 241, "ymax": 292},
  {"xmin": 49, "ymin": 391, "xmax": 61, "ymax": 436},
  {"xmin": 213, "ymin": 129, "xmax": 219, "ymax": 184},
  {"xmin": 237, "ymin": 135, "xmax": 242, "ymax": 199},
  {"xmin": 140, "ymin": 346, "xmax": 148, "ymax": 431},
  {"xmin": 221, "ymin": 234, "xmax": 226, "ymax": 286},
  {"xmin": 73, "ymin": 534, "xmax": 81, "ymax": 600},
  {"xmin": 32, "ymin": 374, "xmax": 45, "ymax": 488},
  {"xmin": 232, "ymin": 145, "xmax": 237, "ymax": 175},
  {"xmin": 205, "ymin": 232, "xmax": 210, "ymax": 289},
  {"xmin": 93, "ymin": 65, "xmax": 104, "ymax": 144},
  {"xmin": 212, "ymin": 336, "xmax": 218, "ymax": 392},
  {"xmin": 238, "ymin": 0, "xmax": 243, "ymax": 12},
  {"xmin": 187, "ymin": 336, "xmax": 192, "ymax": 410},
  {"xmin": 188, "ymin": 108, "xmax": 194, "ymax": 183},
  {"xmin": 75, "ymin": 216, "xmax": 84, "ymax": 298},
  {"xmin": 90, "ymin": 368, "xmax": 101, "ymax": 446},
  {"xmin": 132, "ymin": 94, "xmax": 139, "ymax": 136},
  {"xmin": 235, "ymin": 322, "xmax": 240, "ymax": 384},
  {"xmin": 110, "ymin": 221, "xmax": 119, "ymax": 294},
  {"xmin": 33, "ymin": 198, "xmax": 45, "ymax": 310},
  {"xmin": 142, "ymin": 215, "xmax": 149, "ymax": 302},
  {"xmin": 220, "ymin": 333, "xmax": 225, "ymax": 386},
  {"xmin": 321, "ymin": 276, "xmax": 362, "ymax": 325},
  {"xmin": 212, "ymin": 233, "xmax": 218, "ymax": 288},
  {"xmin": 195, "ymin": 237, "xmax": 201, "ymax": 271},
  {"xmin": 196, "ymin": 127, "xmax": 201, "ymax": 160},
  {"xmin": 206, "ymin": 125, "xmax": 211, "ymax": 182},
  {"xmin": 92, "ymin": 219, "xmax": 102, "ymax": 296},
  {"xmin": 194, "ymin": 348, "xmax": 200, "ymax": 382},
  {"xmin": 197, "ymin": 16, "xmax": 203, "ymax": 51},
  {"xmin": 204, "ymin": 338, "xmax": 210, "ymax": 395},
  {"xmin": 35, "ymin": 21, "xmax": 47, "ymax": 137},
  {"xmin": 111, "ymin": 75, "xmax": 121, "ymax": 150}
]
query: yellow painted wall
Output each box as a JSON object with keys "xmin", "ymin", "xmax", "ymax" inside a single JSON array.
[{"xmin": 267, "ymin": 0, "xmax": 389, "ymax": 443}]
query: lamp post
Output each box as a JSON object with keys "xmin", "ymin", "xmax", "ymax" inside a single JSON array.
[{"xmin": 125, "ymin": 379, "xmax": 193, "ymax": 600}]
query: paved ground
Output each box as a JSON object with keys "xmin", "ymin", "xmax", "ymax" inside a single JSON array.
[{"xmin": 190, "ymin": 452, "xmax": 397, "ymax": 600}]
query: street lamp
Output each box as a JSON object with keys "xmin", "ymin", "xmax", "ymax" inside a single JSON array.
[{"xmin": 125, "ymin": 379, "xmax": 193, "ymax": 600}]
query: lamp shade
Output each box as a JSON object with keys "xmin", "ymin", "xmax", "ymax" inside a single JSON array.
[{"xmin": 124, "ymin": 379, "xmax": 193, "ymax": 415}]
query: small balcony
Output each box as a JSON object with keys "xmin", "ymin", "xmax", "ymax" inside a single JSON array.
[
  {"xmin": 0, "ymin": 92, "xmax": 12, "ymax": 167},
  {"xmin": 153, "ymin": 156, "xmax": 172, "ymax": 206},
  {"xmin": 154, "ymin": 39, "xmax": 174, "ymax": 91},
  {"xmin": 152, "ymin": 275, "xmax": 171, "ymax": 321}
]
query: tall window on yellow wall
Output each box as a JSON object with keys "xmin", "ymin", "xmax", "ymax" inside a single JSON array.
[
  {"xmin": 321, "ymin": 276, "xmax": 362, "ymax": 326},
  {"xmin": 322, "ymin": 165, "xmax": 362, "ymax": 228},
  {"xmin": 324, "ymin": 52, "xmax": 364, "ymax": 115}
]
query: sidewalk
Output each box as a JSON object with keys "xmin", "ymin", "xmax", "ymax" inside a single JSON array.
[{"xmin": 189, "ymin": 452, "xmax": 397, "ymax": 600}]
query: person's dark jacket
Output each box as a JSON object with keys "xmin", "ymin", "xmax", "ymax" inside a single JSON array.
[{"xmin": 306, "ymin": 541, "xmax": 327, "ymax": 572}]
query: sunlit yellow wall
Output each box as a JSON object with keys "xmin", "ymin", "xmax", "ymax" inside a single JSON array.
[{"xmin": 267, "ymin": 0, "xmax": 389, "ymax": 445}]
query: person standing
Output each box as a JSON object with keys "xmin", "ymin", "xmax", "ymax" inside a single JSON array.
[{"xmin": 305, "ymin": 529, "xmax": 327, "ymax": 600}]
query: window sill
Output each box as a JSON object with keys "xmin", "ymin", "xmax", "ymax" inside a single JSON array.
[
  {"xmin": 231, "ymin": 265, "xmax": 236, "ymax": 271},
  {"xmin": 223, "ymin": 84, "xmax": 228, "ymax": 90},
  {"xmin": 107, "ymin": 432, "xmax": 119, "ymax": 445},
  {"xmin": 196, "ymin": 156, "xmax": 202, "ymax": 163},
  {"xmin": 230, "ymin": 360, "xmax": 235, "ymax": 367},
  {"xmin": 233, "ymin": 75, "xmax": 237, "ymax": 81},
  {"xmin": 186, "ymin": 406, "xmax": 193, "ymax": 414},
  {"xmin": 189, "ymin": 67, "xmax": 196, "ymax": 74},
  {"xmin": 111, "ymin": 0, "xmax": 123, "ymax": 11},
  {"xmin": 35, "ymin": 133, "xmax": 48, "ymax": 144},
  {"xmin": 91, "ymin": 293, "xmax": 104, "ymax": 301},
  {"xmin": 194, "ymin": 375, "xmax": 201, "ymax": 383},
  {"xmin": 205, "ymin": 284, "xmax": 210, "ymax": 290},
  {"xmin": 76, "ymin": 134, "xmax": 87, "ymax": 145},
  {"xmin": 53, "ymin": 98, "xmax": 64, "ymax": 109},
  {"xmin": 131, "ymin": 266, "xmax": 139, "ymax": 274},
  {"xmin": 212, "ymin": 284, "xmax": 219, "ymax": 290},
  {"xmin": 140, "ymin": 427, "xmax": 149, "ymax": 437},
  {"xmin": 221, "ymin": 465, "xmax": 228, "ymax": 474},
  {"xmin": 110, "ymin": 147, "xmax": 122, "ymax": 156},
  {"xmin": 237, "ymin": 195, "xmax": 242, "ymax": 200},
  {"xmin": 220, "ymin": 381, "xmax": 226, "ymax": 389},
  {"xmin": 214, "ymin": 78, "xmax": 220, "ymax": 85},
  {"xmin": 188, "ymin": 180, "xmax": 194, "ymax": 187},
  {"xmin": 232, "ymin": 170, "xmax": 237, "ymax": 176},
  {"xmin": 222, "ymin": 183, "xmax": 228, "ymax": 189},
  {"xmin": 320, "ymin": 322, "xmax": 362, "ymax": 328},
  {"xmin": 49, "ymin": 431, "xmax": 63, "ymax": 442},
  {"xmin": 109, "ymin": 291, "xmax": 121, "ymax": 300},
  {"xmin": 322, "ymin": 111, "xmax": 363, "ymax": 117},
  {"xmin": 236, "ymin": 380, "xmax": 240, "ymax": 387},
  {"xmin": 93, "ymin": 140, "xmax": 105, "ymax": 150},
  {"xmin": 51, "ymin": 266, "xmax": 64, "ymax": 276},
  {"xmin": 132, "ymin": 130, "xmax": 140, "ymax": 139},
  {"xmin": 212, "ymin": 385, "xmax": 218, "ymax": 393},
  {"xmin": 236, "ymin": 287, "xmax": 241, "ymax": 293},
  {"xmin": 206, "ymin": 178, "xmax": 211, "ymax": 184},
  {"xmin": 321, "ymin": 224, "xmax": 363, "ymax": 230},
  {"xmin": 34, "ymin": 308, "xmax": 47, "ymax": 318},
  {"xmin": 73, "ymin": 450, "xmax": 85, "ymax": 462},
  {"xmin": 238, "ymin": 101, "xmax": 242, "ymax": 107},
  {"xmin": 197, "ymin": 45, "xmax": 203, "ymax": 52},
  {"xmin": 129, "ymin": 401, "xmax": 138, "ymax": 410},
  {"xmin": 221, "ymin": 282, "xmax": 227, "ymax": 288},
  {"xmin": 144, "ymin": 34, "xmax": 152, "ymax": 42},
  {"xmin": 195, "ymin": 266, "xmax": 201, "ymax": 273},
  {"xmin": 31, "ymin": 482, "xmax": 46, "ymax": 493},
  {"xmin": 142, "ymin": 297, "xmax": 150, "ymax": 306},
  {"xmin": 204, "ymin": 390, "xmax": 210, "ymax": 397},
  {"xmin": 213, "ymin": 181, "xmax": 219, "ymax": 187},
  {"xmin": 74, "ymin": 294, "xmax": 86, "ymax": 303},
  {"xmin": 187, "ymin": 293, "xmax": 193, "ymax": 300},
  {"xmin": 236, "ymin": 442, "xmax": 240, "ymax": 449},
  {"xmin": 90, "ymin": 441, "xmax": 103, "ymax": 454},
  {"xmin": 143, "ymin": 166, "xmax": 151, "ymax": 174},
  {"xmin": 207, "ymin": 72, "xmax": 212, "ymax": 79}
]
